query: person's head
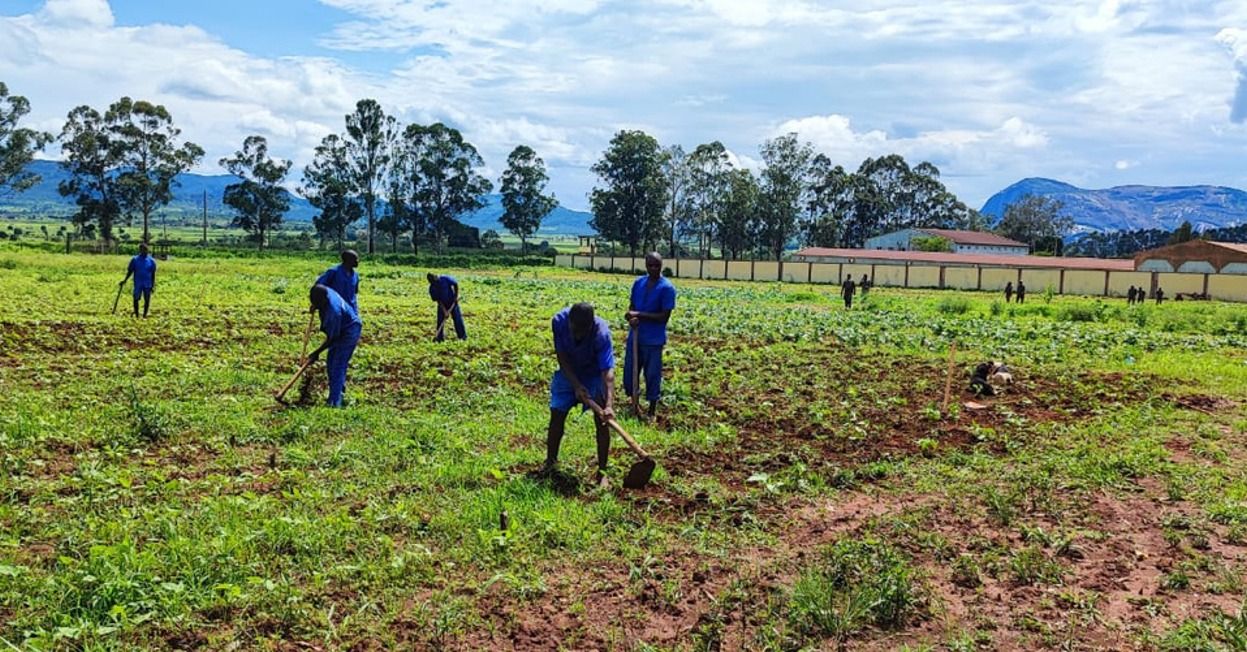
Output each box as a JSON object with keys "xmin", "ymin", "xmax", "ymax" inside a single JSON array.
[
  {"xmin": 341, "ymin": 250, "xmax": 359, "ymax": 270},
  {"xmin": 426, "ymin": 272, "xmax": 437, "ymax": 284},
  {"xmin": 309, "ymin": 284, "xmax": 330, "ymax": 312},
  {"xmin": 569, "ymin": 302, "xmax": 596, "ymax": 341},
  {"xmin": 645, "ymin": 252, "xmax": 663, "ymax": 279},
  {"xmin": 138, "ymin": 242, "xmax": 149, "ymax": 255}
]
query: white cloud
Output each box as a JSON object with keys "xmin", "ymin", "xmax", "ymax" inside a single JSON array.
[{"xmin": 1115, "ymin": 159, "xmax": 1136, "ymax": 170}]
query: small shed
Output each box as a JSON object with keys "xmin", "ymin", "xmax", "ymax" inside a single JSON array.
[{"xmin": 1133, "ymin": 241, "xmax": 1247, "ymax": 274}]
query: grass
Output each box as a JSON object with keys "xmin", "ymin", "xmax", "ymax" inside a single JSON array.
[{"xmin": 1, "ymin": 245, "xmax": 1246, "ymax": 649}]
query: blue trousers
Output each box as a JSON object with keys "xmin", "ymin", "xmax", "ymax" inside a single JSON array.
[
  {"xmin": 435, "ymin": 304, "xmax": 466, "ymax": 341},
  {"xmin": 624, "ymin": 342, "xmax": 664, "ymax": 403},
  {"xmin": 326, "ymin": 323, "xmax": 362, "ymax": 407}
]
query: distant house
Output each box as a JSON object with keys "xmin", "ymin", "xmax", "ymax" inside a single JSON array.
[{"xmin": 865, "ymin": 228, "xmax": 1029, "ymax": 256}]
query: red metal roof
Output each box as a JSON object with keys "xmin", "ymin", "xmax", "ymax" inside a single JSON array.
[
  {"xmin": 917, "ymin": 229, "xmax": 1028, "ymax": 247},
  {"xmin": 793, "ymin": 247, "xmax": 1136, "ymax": 271},
  {"xmin": 1209, "ymin": 241, "xmax": 1247, "ymax": 255}
]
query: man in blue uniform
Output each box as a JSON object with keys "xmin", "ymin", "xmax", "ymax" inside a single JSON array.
[
  {"xmin": 624, "ymin": 252, "xmax": 676, "ymax": 418},
  {"xmin": 307, "ymin": 284, "xmax": 363, "ymax": 408},
  {"xmin": 316, "ymin": 250, "xmax": 359, "ymax": 313},
  {"xmin": 427, "ymin": 272, "xmax": 466, "ymax": 341},
  {"xmin": 542, "ymin": 302, "xmax": 616, "ymax": 488},
  {"xmin": 120, "ymin": 242, "xmax": 157, "ymax": 318}
]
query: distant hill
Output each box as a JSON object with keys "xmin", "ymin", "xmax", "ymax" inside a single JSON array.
[
  {"xmin": 981, "ymin": 177, "xmax": 1247, "ymax": 234},
  {"xmin": 0, "ymin": 160, "xmax": 592, "ymax": 235}
]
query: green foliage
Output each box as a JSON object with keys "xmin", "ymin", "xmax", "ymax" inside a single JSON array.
[
  {"xmin": 590, "ymin": 130, "xmax": 669, "ymax": 256},
  {"xmin": 912, "ymin": 235, "xmax": 952, "ymax": 252},
  {"xmin": 499, "ymin": 145, "xmax": 556, "ymax": 250},
  {"xmin": 788, "ymin": 539, "xmax": 926, "ymax": 641},
  {"xmin": 936, "ymin": 296, "xmax": 971, "ymax": 315},
  {"xmin": 220, "ymin": 135, "xmax": 291, "ymax": 250},
  {"xmin": 0, "ymin": 81, "xmax": 54, "ymax": 195}
]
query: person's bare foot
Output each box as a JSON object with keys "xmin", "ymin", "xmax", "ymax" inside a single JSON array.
[{"xmin": 594, "ymin": 472, "xmax": 610, "ymax": 490}]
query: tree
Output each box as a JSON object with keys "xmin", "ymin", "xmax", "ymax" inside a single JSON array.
[
  {"xmin": 804, "ymin": 155, "xmax": 853, "ymax": 248},
  {"xmin": 719, "ymin": 168, "xmax": 760, "ymax": 260},
  {"xmin": 757, "ymin": 133, "xmax": 815, "ymax": 260},
  {"xmin": 995, "ymin": 194, "xmax": 1073, "ymax": 254},
  {"xmin": 220, "ymin": 136, "xmax": 292, "ymax": 250},
  {"xmin": 343, "ymin": 99, "xmax": 398, "ymax": 255},
  {"xmin": 912, "ymin": 235, "xmax": 953, "ymax": 252},
  {"xmin": 480, "ymin": 229, "xmax": 504, "ymax": 250},
  {"xmin": 59, "ymin": 105, "xmax": 123, "ymax": 246},
  {"xmin": 499, "ymin": 145, "xmax": 557, "ymax": 253},
  {"xmin": 0, "ymin": 82, "xmax": 53, "ymax": 196},
  {"xmin": 107, "ymin": 97, "xmax": 203, "ymax": 243},
  {"xmin": 389, "ymin": 123, "xmax": 492, "ymax": 254},
  {"xmin": 302, "ymin": 134, "xmax": 361, "ymax": 249},
  {"xmin": 685, "ymin": 141, "xmax": 732, "ymax": 258},
  {"xmin": 589, "ymin": 130, "xmax": 669, "ymax": 256},
  {"xmin": 1167, "ymin": 220, "xmax": 1195, "ymax": 245},
  {"xmin": 661, "ymin": 144, "xmax": 693, "ymax": 256}
]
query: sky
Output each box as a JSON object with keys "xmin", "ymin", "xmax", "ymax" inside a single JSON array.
[{"xmin": 2, "ymin": 0, "xmax": 1247, "ymax": 211}]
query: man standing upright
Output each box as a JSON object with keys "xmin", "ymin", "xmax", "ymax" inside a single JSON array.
[
  {"xmin": 120, "ymin": 242, "xmax": 157, "ymax": 318},
  {"xmin": 317, "ymin": 250, "xmax": 360, "ymax": 313},
  {"xmin": 625, "ymin": 252, "xmax": 676, "ymax": 418},
  {"xmin": 841, "ymin": 275, "xmax": 856, "ymax": 309},
  {"xmin": 542, "ymin": 302, "xmax": 616, "ymax": 488},
  {"xmin": 427, "ymin": 272, "xmax": 466, "ymax": 341},
  {"xmin": 1016, "ymin": 280, "xmax": 1027, "ymax": 304},
  {"xmin": 1004, "ymin": 281, "xmax": 1014, "ymax": 303},
  {"xmin": 307, "ymin": 284, "xmax": 363, "ymax": 408}
]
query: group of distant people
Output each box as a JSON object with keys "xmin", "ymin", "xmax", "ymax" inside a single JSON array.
[
  {"xmin": 1127, "ymin": 285, "xmax": 1164, "ymax": 305},
  {"xmin": 1003, "ymin": 281, "xmax": 1026, "ymax": 304},
  {"xmin": 841, "ymin": 274, "xmax": 871, "ymax": 309}
]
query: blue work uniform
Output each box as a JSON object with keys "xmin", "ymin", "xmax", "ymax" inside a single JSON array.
[
  {"xmin": 624, "ymin": 275, "xmax": 676, "ymax": 403},
  {"xmin": 319, "ymin": 288, "xmax": 363, "ymax": 407},
  {"xmin": 550, "ymin": 308, "xmax": 614, "ymax": 412},
  {"xmin": 128, "ymin": 254, "xmax": 157, "ymax": 299},
  {"xmin": 316, "ymin": 264, "xmax": 359, "ymax": 313},
  {"xmin": 429, "ymin": 275, "xmax": 465, "ymax": 341}
]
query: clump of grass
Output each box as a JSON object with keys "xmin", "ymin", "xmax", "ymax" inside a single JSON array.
[
  {"xmin": 936, "ymin": 296, "xmax": 971, "ymax": 315},
  {"xmin": 1162, "ymin": 604, "xmax": 1247, "ymax": 651},
  {"xmin": 1009, "ymin": 545, "xmax": 1064, "ymax": 586},
  {"xmin": 788, "ymin": 539, "xmax": 927, "ymax": 642},
  {"xmin": 127, "ymin": 386, "xmax": 170, "ymax": 444},
  {"xmin": 1057, "ymin": 303, "xmax": 1098, "ymax": 322}
]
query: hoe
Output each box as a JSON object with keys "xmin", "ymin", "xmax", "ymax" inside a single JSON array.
[
  {"xmin": 585, "ymin": 398, "xmax": 656, "ymax": 489},
  {"xmin": 274, "ymin": 312, "xmax": 316, "ymax": 405}
]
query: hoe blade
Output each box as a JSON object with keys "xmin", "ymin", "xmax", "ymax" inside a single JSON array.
[{"xmin": 624, "ymin": 457, "xmax": 656, "ymax": 489}]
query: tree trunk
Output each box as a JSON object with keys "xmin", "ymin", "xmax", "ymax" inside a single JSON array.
[{"xmin": 366, "ymin": 196, "xmax": 376, "ymax": 254}]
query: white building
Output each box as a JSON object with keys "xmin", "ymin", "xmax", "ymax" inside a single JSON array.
[{"xmin": 864, "ymin": 228, "xmax": 1030, "ymax": 256}]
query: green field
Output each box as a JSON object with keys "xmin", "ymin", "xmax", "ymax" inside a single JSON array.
[{"xmin": 2, "ymin": 247, "xmax": 1247, "ymax": 650}]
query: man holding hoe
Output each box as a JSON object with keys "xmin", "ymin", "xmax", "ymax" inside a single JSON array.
[
  {"xmin": 317, "ymin": 250, "xmax": 360, "ymax": 313},
  {"xmin": 307, "ymin": 284, "xmax": 362, "ymax": 408},
  {"xmin": 624, "ymin": 252, "xmax": 676, "ymax": 418},
  {"xmin": 119, "ymin": 242, "xmax": 157, "ymax": 318},
  {"xmin": 427, "ymin": 272, "xmax": 466, "ymax": 341},
  {"xmin": 540, "ymin": 302, "xmax": 616, "ymax": 489}
]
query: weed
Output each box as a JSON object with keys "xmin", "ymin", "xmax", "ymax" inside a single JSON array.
[
  {"xmin": 937, "ymin": 296, "xmax": 971, "ymax": 315},
  {"xmin": 1009, "ymin": 546, "xmax": 1064, "ymax": 586}
]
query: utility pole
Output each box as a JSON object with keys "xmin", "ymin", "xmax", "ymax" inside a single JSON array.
[{"xmin": 202, "ymin": 190, "xmax": 208, "ymax": 245}]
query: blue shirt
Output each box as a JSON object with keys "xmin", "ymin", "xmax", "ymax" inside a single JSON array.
[
  {"xmin": 629, "ymin": 275, "xmax": 676, "ymax": 346},
  {"xmin": 128, "ymin": 254, "xmax": 156, "ymax": 290},
  {"xmin": 428, "ymin": 275, "xmax": 458, "ymax": 306},
  {"xmin": 320, "ymin": 288, "xmax": 362, "ymax": 343},
  {"xmin": 552, "ymin": 308, "xmax": 614, "ymax": 382},
  {"xmin": 317, "ymin": 264, "xmax": 359, "ymax": 312}
]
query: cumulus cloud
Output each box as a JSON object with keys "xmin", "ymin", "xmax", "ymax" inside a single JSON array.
[{"xmin": 1217, "ymin": 27, "xmax": 1247, "ymax": 123}]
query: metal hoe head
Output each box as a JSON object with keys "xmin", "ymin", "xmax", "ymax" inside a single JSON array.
[{"xmin": 624, "ymin": 457, "xmax": 656, "ymax": 489}]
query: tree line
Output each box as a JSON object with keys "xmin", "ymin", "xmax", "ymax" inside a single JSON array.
[
  {"xmin": 0, "ymin": 84, "xmax": 557, "ymax": 253},
  {"xmin": 3, "ymin": 80, "xmax": 1084, "ymax": 258}
]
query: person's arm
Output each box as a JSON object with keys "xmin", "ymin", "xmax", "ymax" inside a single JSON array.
[
  {"xmin": 150, "ymin": 264, "xmax": 156, "ymax": 291},
  {"xmin": 451, "ymin": 281, "xmax": 459, "ymax": 306},
  {"xmin": 625, "ymin": 286, "xmax": 672, "ymax": 325},
  {"xmin": 120, "ymin": 260, "xmax": 134, "ymax": 286},
  {"xmin": 599, "ymin": 368, "xmax": 616, "ymax": 419},
  {"xmin": 307, "ymin": 308, "xmax": 339, "ymax": 362}
]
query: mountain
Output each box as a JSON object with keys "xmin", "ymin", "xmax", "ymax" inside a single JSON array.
[
  {"xmin": 981, "ymin": 177, "xmax": 1247, "ymax": 234},
  {"xmin": 0, "ymin": 160, "xmax": 593, "ymax": 235}
]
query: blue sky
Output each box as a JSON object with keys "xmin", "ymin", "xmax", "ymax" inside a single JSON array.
[{"xmin": 3, "ymin": 0, "xmax": 1247, "ymax": 211}]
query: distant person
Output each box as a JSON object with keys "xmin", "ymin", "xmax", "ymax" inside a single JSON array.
[
  {"xmin": 625, "ymin": 252, "xmax": 676, "ymax": 418},
  {"xmin": 1138, "ymin": 287, "xmax": 1147, "ymax": 303},
  {"xmin": 427, "ymin": 273, "xmax": 466, "ymax": 341},
  {"xmin": 1127, "ymin": 286, "xmax": 1137, "ymax": 305},
  {"xmin": 120, "ymin": 242, "xmax": 157, "ymax": 318},
  {"xmin": 1004, "ymin": 281, "xmax": 1014, "ymax": 304},
  {"xmin": 860, "ymin": 274, "xmax": 871, "ymax": 297},
  {"xmin": 541, "ymin": 303, "xmax": 615, "ymax": 488},
  {"xmin": 1156, "ymin": 287, "xmax": 1165, "ymax": 305},
  {"xmin": 307, "ymin": 284, "xmax": 362, "ymax": 408},
  {"xmin": 841, "ymin": 275, "xmax": 856, "ymax": 309},
  {"xmin": 316, "ymin": 250, "xmax": 360, "ymax": 313},
  {"xmin": 1016, "ymin": 280, "xmax": 1026, "ymax": 304}
]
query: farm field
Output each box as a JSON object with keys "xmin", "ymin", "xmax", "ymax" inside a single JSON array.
[{"xmin": 2, "ymin": 249, "xmax": 1247, "ymax": 650}]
